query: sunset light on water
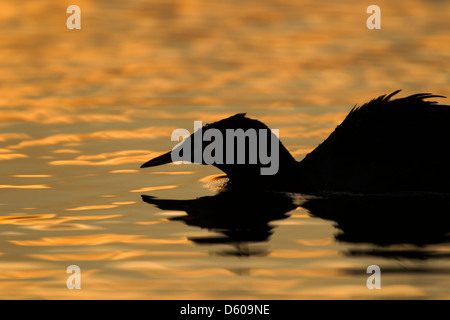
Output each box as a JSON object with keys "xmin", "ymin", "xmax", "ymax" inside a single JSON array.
[{"xmin": 1, "ymin": 0, "xmax": 449, "ymax": 301}]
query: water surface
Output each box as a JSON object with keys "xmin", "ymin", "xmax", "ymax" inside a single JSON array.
[{"xmin": 0, "ymin": 0, "xmax": 449, "ymax": 299}]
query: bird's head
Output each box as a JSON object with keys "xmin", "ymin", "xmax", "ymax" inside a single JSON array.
[{"xmin": 140, "ymin": 113, "xmax": 297, "ymax": 186}]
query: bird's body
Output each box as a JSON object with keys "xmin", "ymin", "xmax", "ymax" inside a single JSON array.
[
  {"xmin": 293, "ymin": 91, "xmax": 450, "ymax": 194},
  {"xmin": 141, "ymin": 91, "xmax": 450, "ymax": 195}
]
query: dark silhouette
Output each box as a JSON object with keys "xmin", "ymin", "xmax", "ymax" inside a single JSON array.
[
  {"xmin": 141, "ymin": 190, "xmax": 450, "ymax": 259},
  {"xmin": 140, "ymin": 91, "xmax": 450, "ymax": 259},
  {"xmin": 302, "ymin": 195, "xmax": 450, "ymax": 245},
  {"xmin": 141, "ymin": 91, "xmax": 450, "ymax": 195},
  {"xmin": 142, "ymin": 190, "xmax": 296, "ymax": 257}
]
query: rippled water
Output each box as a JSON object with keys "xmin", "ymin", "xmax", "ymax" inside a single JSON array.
[{"xmin": 1, "ymin": 0, "xmax": 449, "ymax": 299}]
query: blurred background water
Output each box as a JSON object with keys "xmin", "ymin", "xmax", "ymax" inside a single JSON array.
[{"xmin": 0, "ymin": 0, "xmax": 449, "ymax": 299}]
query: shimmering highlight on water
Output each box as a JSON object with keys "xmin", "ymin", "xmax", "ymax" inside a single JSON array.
[{"xmin": 0, "ymin": 0, "xmax": 449, "ymax": 299}]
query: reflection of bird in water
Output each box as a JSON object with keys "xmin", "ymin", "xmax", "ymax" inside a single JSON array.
[
  {"xmin": 141, "ymin": 91, "xmax": 450, "ymax": 195},
  {"xmin": 142, "ymin": 191, "xmax": 297, "ymax": 257},
  {"xmin": 142, "ymin": 190, "xmax": 450, "ymax": 259},
  {"xmin": 140, "ymin": 91, "xmax": 450, "ymax": 259},
  {"xmin": 303, "ymin": 196, "xmax": 450, "ymax": 248}
]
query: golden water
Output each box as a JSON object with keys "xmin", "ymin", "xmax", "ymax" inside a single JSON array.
[{"xmin": 0, "ymin": 0, "xmax": 449, "ymax": 299}]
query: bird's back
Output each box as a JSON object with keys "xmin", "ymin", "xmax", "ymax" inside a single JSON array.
[{"xmin": 297, "ymin": 91, "xmax": 450, "ymax": 194}]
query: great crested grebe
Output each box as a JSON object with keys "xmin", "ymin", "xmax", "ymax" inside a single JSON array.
[{"xmin": 141, "ymin": 91, "xmax": 450, "ymax": 195}]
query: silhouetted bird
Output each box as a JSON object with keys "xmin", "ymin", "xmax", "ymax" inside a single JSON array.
[
  {"xmin": 142, "ymin": 191, "xmax": 296, "ymax": 256},
  {"xmin": 141, "ymin": 91, "xmax": 450, "ymax": 195},
  {"xmin": 141, "ymin": 187, "xmax": 450, "ymax": 257},
  {"xmin": 302, "ymin": 195, "xmax": 450, "ymax": 248}
]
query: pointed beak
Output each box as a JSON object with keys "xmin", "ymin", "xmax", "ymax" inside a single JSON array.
[{"xmin": 140, "ymin": 151, "xmax": 172, "ymax": 168}]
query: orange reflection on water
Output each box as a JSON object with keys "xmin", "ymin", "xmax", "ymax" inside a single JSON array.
[
  {"xmin": 9, "ymin": 127, "xmax": 174, "ymax": 149},
  {"xmin": 302, "ymin": 285, "xmax": 424, "ymax": 299},
  {"xmin": 281, "ymin": 127, "xmax": 335, "ymax": 139},
  {"xmin": 0, "ymin": 153, "xmax": 27, "ymax": 160},
  {"xmin": 289, "ymin": 146, "xmax": 315, "ymax": 157},
  {"xmin": 151, "ymin": 171, "xmax": 196, "ymax": 175},
  {"xmin": 30, "ymin": 250, "xmax": 204, "ymax": 262},
  {"xmin": 0, "ymin": 133, "xmax": 30, "ymax": 141},
  {"xmin": 111, "ymin": 201, "xmax": 136, "ymax": 205},
  {"xmin": 0, "ymin": 184, "xmax": 51, "ymax": 189},
  {"xmin": 0, "ymin": 214, "xmax": 56, "ymax": 225},
  {"xmin": 50, "ymin": 150, "xmax": 158, "ymax": 166},
  {"xmin": 296, "ymin": 238, "xmax": 334, "ymax": 246},
  {"xmin": 11, "ymin": 174, "xmax": 53, "ymax": 178},
  {"xmin": 61, "ymin": 214, "xmax": 123, "ymax": 221},
  {"xmin": 52, "ymin": 149, "xmax": 81, "ymax": 154},
  {"xmin": 10, "ymin": 234, "xmax": 190, "ymax": 246},
  {"xmin": 109, "ymin": 169, "xmax": 139, "ymax": 173},
  {"xmin": 252, "ymin": 268, "xmax": 339, "ymax": 278},
  {"xmin": 65, "ymin": 204, "xmax": 119, "ymax": 211},
  {"xmin": 0, "ymin": 213, "xmax": 125, "ymax": 231},
  {"xmin": 269, "ymin": 249, "xmax": 337, "ymax": 259},
  {"xmin": 130, "ymin": 185, "xmax": 178, "ymax": 193},
  {"xmin": 0, "ymin": 109, "xmax": 131, "ymax": 124},
  {"xmin": 135, "ymin": 221, "xmax": 162, "ymax": 226},
  {"xmin": 1, "ymin": 0, "xmax": 449, "ymax": 300},
  {"xmin": 259, "ymin": 112, "xmax": 347, "ymax": 126},
  {"xmin": 0, "ymin": 269, "xmax": 68, "ymax": 281},
  {"xmin": 66, "ymin": 201, "xmax": 136, "ymax": 211}
]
